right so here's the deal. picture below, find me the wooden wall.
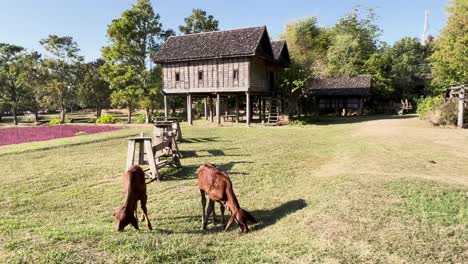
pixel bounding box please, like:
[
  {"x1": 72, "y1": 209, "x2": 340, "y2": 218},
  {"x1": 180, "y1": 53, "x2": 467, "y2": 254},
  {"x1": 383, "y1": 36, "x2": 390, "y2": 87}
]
[{"x1": 163, "y1": 58, "x2": 250, "y2": 94}]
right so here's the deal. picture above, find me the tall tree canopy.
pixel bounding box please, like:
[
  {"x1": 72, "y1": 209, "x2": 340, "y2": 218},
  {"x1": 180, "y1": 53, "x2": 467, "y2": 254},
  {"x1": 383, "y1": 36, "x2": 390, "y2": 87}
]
[
  {"x1": 0, "y1": 43, "x2": 28, "y2": 125},
  {"x1": 78, "y1": 59, "x2": 111, "y2": 118},
  {"x1": 40, "y1": 35, "x2": 83, "y2": 123},
  {"x1": 327, "y1": 7, "x2": 381, "y2": 76},
  {"x1": 101, "y1": 0, "x2": 162, "y2": 123},
  {"x1": 280, "y1": 17, "x2": 331, "y2": 76},
  {"x1": 430, "y1": 0, "x2": 468, "y2": 91},
  {"x1": 179, "y1": 9, "x2": 219, "y2": 34}
]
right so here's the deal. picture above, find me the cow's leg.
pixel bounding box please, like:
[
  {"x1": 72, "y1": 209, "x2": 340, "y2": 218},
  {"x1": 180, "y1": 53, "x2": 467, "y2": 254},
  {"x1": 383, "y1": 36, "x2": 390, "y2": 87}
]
[
  {"x1": 208, "y1": 199, "x2": 216, "y2": 225},
  {"x1": 219, "y1": 202, "x2": 226, "y2": 225},
  {"x1": 200, "y1": 190, "x2": 207, "y2": 230},
  {"x1": 140, "y1": 195, "x2": 152, "y2": 230}
]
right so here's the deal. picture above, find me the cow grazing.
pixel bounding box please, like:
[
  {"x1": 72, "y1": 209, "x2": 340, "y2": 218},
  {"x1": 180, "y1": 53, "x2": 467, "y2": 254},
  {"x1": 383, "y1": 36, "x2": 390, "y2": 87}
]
[
  {"x1": 114, "y1": 165, "x2": 152, "y2": 232},
  {"x1": 197, "y1": 163, "x2": 257, "y2": 233}
]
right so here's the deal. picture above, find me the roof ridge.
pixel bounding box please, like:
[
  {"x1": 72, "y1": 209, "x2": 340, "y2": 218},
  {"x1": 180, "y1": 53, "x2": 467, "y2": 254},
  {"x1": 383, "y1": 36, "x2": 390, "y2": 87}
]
[{"x1": 170, "y1": 25, "x2": 267, "y2": 38}]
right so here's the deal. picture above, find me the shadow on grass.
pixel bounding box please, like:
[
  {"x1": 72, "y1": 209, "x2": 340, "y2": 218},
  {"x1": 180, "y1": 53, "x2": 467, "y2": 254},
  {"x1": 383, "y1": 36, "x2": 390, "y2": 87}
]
[
  {"x1": 173, "y1": 199, "x2": 307, "y2": 234},
  {"x1": 160, "y1": 161, "x2": 254, "y2": 181},
  {"x1": 294, "y1": 114, "x2": 416, "y2": 126},
  {"x1": 180, "y1": 148, "x2": 246, "y2": 158},
  {"x1": 251, "y1": 199, "x2": 307, "y2": 231},
  {"x1": 181, "y1": 137, "x2": 221, "y2": 144}
]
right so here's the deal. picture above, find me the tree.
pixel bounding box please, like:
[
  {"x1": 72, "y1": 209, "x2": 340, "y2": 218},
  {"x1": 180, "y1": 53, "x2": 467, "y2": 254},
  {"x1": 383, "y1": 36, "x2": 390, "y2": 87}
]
[
  {"x1": 0, "y1": 43, "x2": 28, "y2": 125},
  {"x1": 40, "y1": 35, "x2": 83, "y2": 123},
  {"x1": 280, "y1": 17, "x2": 331, "y2": 76},
  {"x1": 327, "y1": 7, "x2": 381, "y2": 76},
  {"x1": 430, "y1": 0, "x2": 468, "y2": 92},
  {"x1": 78, "y1": 59, "x2": 111, "y2": 118},
  {"x1": 21, "y1": 51, "x2": 45, "y2": 123},
  {"x1": 278, "y1": 62, "x2": 312, "y2": 119},
  {"x1": 101, "y1": 0, "x2": 162, "y2": 123},
  {"x1": 179, "y1": 9, "x2": 219, "y2": 34}
]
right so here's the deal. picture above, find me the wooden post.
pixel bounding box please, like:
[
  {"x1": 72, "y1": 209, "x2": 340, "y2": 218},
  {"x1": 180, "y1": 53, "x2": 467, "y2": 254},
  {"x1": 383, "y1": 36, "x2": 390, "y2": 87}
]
[
  {"x1": 358, "y1": 97, "x2": 364, "y2": 116},
  {"x1": 458, "y1": 86, "x2": 465, "y2": 128},
  {"x1": 204, "y1": 97, "x2": 208, "y2": 120},
  {"x1": 209, "y1": 97, "x2": 214, "y2": 123},
  {"x1": 187, "y1": 94, "x2": 192, "y2": 125},
  {"x1": 259, "y1": 97, "x2": 262, "y2": 121},
  {"x1": 262, "y1": 97, "x2": 266, "y2": 123},
  {"x1": 246, "y1": 92, "x2": 251, "y2": 126},
  {"x1": 216, "y1": 93, "x2": 221, "y2": 125},
  {"x1": 235, "y1": 95, "x2": 239, "y2": 123},
  {"x1": 164, "y1": 95, "x2": 168, "y2": 118}
]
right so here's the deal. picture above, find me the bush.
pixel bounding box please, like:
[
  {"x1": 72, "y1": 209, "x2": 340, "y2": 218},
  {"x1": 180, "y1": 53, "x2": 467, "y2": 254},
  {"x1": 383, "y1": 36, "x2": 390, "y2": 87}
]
[
  {"x1": 96, "y1": 114, "x2": 117, "y2": 124},
  {"x1": 417, "y1": 96, "x2": 445, "y2": 119},
  {"x1": 49, "y1": 119, "x2": 61, "y2": 125},
  {"x1": 427, "y1": 100, "x2": 458, "y2": 126},
  {"x1": 134, "y1": 114, "x2": 147, "y2": 124}
]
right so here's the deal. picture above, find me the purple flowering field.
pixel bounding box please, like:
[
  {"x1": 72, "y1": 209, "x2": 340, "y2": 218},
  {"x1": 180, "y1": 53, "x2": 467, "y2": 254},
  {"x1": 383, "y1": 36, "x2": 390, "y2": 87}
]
[{"x1": 0, "y1": 125, "x2": 121, "y2": 146}]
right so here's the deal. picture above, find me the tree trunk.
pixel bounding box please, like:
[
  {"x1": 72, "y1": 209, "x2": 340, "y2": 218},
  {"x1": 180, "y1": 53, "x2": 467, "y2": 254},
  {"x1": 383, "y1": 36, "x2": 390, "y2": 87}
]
[
  {"x1": 34, "y1": 110, "x2": 39, "y2": 123},
  {"x1": 60, "y1": 108, "x2": 66, "y2": 124},
  {"x1": 96, "y1": 108, "x2": 102, "y2": 118},
  {"x1": 12, "y1": 109, "x2": 18, "y2": 126},
  {"x1": 145, "y1": 107, "x2": 150, "y2": 124},
  {"x1": 127, "y1": 108, "x2": 132, "y2": 124},
  {"x1": 0, "y1": 112, "x2": 3, "y2": 123}
]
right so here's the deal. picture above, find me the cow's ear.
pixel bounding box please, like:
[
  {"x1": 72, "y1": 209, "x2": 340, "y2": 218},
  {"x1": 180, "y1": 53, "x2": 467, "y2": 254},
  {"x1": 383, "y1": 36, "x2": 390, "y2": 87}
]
[{"x1": 225, "y1": 212, "x2": 236, "y2": 231}]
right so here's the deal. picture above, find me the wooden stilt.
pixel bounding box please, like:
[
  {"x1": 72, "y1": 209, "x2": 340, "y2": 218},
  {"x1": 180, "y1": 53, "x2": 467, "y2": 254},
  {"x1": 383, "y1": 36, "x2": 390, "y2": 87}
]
[
  {"x1": 246, "y1": 92, "x2": 251, "y2": 126},
  {"x1": 187, "y1": 94, "x2": 192, "y2": 125},
  {"x1": 204, "y1": 97, "x2": 208, "y2": 120},
  {"x1": 458, "y1": 86, "x2": 465, "y2": 128},
  {"x1": 209, "y1": 97, "x2": 214, "y2": 123},
  {"x1": 216, "y1": 93, "x2": 221, "y2": 125},
  {"x1": 235, "y1": 95, "x2": 240, "y2": 123},
  {"x1": 262, "y1": 97, "x2": 266, "y2": 123},
  {"x1": 164, "y1": 95, "x2": 168, "y2": 118}
]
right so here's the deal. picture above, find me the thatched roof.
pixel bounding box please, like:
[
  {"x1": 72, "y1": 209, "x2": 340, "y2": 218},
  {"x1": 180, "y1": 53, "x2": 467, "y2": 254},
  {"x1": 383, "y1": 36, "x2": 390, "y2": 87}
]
[
  {"x1": 271, "y1": 40, "x2": 291, "y2": 67},
  {"x1": 153, "y1": 26, "x2": 287, "y2": 64},
  {"x1": 308, "y1": 75, "x2": 372, "y2": 96}
]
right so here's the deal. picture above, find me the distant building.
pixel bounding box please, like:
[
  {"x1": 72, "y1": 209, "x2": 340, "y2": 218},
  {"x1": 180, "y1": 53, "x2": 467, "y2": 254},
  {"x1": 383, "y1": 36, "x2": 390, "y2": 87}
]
[
  {"x1": 153, "y1": 26, "x2": 290, "y2": 125},
  {"x1": 306, "y1": 75, "x2": 371, "y2": 116}
]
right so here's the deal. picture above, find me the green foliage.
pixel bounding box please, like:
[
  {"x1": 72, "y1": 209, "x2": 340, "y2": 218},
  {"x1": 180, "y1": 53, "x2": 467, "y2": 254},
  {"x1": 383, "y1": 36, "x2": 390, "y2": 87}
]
[
  {"x1": 95, "y1": 114, "x2": 117, "y2": 124},
  {"x1": 416, "y1": 96, "x2": 445, "y2": 119},
  {"x1": 279, "y1": 17, "x2": 331, "y2": 74},
  {"x1": 179, "y1": 9, "x2": 219, "y2": 34},
  {"x1": 101, "y1": 0, "x2": 163, "y2": 124},
  {"x1": 278, "y1": 62, "x2": 312, "y2": 116},
  {"x1": 77, "y1": 59, "x2": 111, "y2": 117},
  {"x1": 327, "y1": 7, "x2": 380, "y2": 76},
  {"x1": 48, "y1": 119, "x2": 61, "y2": 125},
  {"x1": 430, "y1": 0, "x2": 468, "y2": 91},
  {"x1": 39, "y1": 35, "x2": 83, "y2": 124},
  {"x1": 133, "y1": 113, "x2": 147, "y2": 124},
  {"x1": 0, "y1": 43, "x2": 28, "y2": 125}
]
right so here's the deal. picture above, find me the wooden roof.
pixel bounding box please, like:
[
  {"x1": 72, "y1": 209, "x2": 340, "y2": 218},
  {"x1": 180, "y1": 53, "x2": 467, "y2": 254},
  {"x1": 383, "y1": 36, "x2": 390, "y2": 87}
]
[
  {"x1": 271, "y1": 40, "x2": 291, "y2": 67},
  {"x1": 308, "y1": 75, "x2": 372, "y2": 96},
  {"x1": 153, "y1": 26, "x2": 287, "y2": 64}
]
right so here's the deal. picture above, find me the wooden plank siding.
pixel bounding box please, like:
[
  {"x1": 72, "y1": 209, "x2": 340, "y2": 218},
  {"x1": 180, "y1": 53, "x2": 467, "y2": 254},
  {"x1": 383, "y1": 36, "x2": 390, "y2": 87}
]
[{"x1": 162, "y1": 58, "x2": 251, "y2": 94}]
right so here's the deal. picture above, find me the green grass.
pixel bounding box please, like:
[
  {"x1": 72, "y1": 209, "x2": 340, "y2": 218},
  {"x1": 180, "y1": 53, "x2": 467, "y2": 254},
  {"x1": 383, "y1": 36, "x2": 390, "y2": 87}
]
[{"x1": 0, "y1": 116, "x2": 467, "y2": 263}]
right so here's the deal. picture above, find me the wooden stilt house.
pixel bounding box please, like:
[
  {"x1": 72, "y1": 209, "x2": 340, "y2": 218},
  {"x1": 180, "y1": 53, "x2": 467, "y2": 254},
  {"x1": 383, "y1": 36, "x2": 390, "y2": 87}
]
[
  {"x1": 306, "y1": 75, "x2": 372, "y2": 116},
  {"x1": 153, "y1": 26, "x2": 290, "y2": 125}
]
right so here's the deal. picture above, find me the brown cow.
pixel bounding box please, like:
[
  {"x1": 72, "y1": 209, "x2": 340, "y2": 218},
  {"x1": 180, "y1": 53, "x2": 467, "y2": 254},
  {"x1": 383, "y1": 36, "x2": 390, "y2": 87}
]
[
  {"x1": 197, "y1": 163, "x2": 257, "y2": 233},
  {"x1": 114, "y1": 165, "x2": 152, "y2": 232}
]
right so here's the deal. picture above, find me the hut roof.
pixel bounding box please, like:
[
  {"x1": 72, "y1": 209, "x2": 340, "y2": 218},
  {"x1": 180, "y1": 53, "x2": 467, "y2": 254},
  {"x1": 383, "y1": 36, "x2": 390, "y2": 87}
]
[
  {"x1": 271, "y1": 40, "x2": 291, "y2": 67},
  {"x1": 153, "y1": 26, "x2": 279, "y2": 63},
  {"x1": 308, "y1": 75, "x2": 372, "y2": 96}
]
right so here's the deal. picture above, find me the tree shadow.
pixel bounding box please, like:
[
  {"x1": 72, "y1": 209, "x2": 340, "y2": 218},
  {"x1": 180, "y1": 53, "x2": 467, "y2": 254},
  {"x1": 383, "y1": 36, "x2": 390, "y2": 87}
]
[
  {"x1": 179, "y1": 148, "x2": 244, "y2": 158},
  {"x1": 159, "y1": 161, "x2": 253, "y2": 181},
  {"x1": 303, "y1": 114, "x2": 416, "y2": 126},
  {"x1": 181, "y1": 137, "x2": 221, "y2": 144},
  {"x1": 251, "y1": 199, "x2": 307, "y2": 231}
]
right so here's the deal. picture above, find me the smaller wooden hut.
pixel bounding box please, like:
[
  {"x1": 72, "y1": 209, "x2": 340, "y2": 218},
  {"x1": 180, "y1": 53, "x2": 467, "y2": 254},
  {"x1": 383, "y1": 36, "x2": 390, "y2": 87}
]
[{"x1": 307, "y1": 75, "x2": 371, "y2": 116}]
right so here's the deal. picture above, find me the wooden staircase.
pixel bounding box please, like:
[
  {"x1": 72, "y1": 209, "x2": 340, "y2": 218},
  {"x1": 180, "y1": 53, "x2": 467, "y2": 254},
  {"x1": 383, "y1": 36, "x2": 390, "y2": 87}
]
[{"x1": 267, "y1": 98, "x2": 281, "y2": 125}]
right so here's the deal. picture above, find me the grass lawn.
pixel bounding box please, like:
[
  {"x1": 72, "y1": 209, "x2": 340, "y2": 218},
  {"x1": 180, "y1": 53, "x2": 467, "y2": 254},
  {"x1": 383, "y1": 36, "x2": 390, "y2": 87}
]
[{"x1": 0, "y1": 116, "x2": 467, "y2": 263}]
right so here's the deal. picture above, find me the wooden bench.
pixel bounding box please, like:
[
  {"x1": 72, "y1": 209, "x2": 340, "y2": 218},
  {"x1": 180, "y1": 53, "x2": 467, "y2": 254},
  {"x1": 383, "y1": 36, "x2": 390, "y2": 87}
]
[{"x1": 223, "y1": 114, "x2": 243, "y2": 122}]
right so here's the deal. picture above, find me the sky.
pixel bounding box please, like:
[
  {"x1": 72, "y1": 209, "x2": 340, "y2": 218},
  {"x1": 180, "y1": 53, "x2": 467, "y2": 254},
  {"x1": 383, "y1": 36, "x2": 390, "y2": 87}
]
[{"x1": 0, "y1": 0, "x2": 448, "y2": 61}]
